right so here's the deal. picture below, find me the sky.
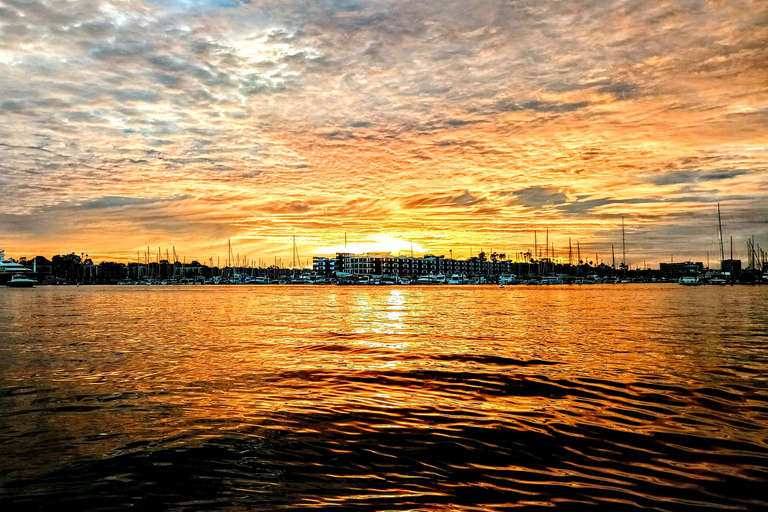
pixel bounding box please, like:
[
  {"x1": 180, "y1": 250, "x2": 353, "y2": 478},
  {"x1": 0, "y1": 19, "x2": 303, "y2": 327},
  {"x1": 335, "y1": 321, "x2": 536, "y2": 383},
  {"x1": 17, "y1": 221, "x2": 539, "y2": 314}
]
[{"x1": 1, "y1": 0, "x2": 767, "y2": 266}]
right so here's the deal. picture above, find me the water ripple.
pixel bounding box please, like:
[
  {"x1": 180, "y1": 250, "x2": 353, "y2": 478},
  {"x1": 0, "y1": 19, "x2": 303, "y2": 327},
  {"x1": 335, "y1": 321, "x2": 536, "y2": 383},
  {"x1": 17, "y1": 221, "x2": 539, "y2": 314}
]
[{"x1": 1, "y1": 285, "x2": 768, "y2": 510}]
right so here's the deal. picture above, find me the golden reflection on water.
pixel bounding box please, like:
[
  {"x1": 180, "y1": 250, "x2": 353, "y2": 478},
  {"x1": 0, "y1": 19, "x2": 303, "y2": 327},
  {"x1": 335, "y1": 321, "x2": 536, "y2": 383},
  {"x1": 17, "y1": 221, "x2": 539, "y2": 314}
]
[{"x1": 1, "y1": 284, "x2": 767, "y2": 504}]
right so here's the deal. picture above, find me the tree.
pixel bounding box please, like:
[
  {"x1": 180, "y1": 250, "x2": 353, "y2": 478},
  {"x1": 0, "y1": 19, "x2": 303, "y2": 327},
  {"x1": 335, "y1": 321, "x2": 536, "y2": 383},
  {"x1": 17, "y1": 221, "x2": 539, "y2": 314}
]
[{"x1": 52, "y1": 253, "x2": 82, "y2": 280}]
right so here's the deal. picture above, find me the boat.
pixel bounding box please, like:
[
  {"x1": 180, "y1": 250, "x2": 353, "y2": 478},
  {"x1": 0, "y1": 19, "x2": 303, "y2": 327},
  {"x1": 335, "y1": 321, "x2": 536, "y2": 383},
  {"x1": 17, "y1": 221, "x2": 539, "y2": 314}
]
[
  {"x1": 541, "y1": 275, "x2": 564, "y2": 285},
  {"x1": 679, "y1": 276, "x2": 701, "y2": 285},
  {"x1": 707, "y1": 274, "x2": 728, "y2": 285},
  {"x1": 0, "y1": 250, "x2": 34, "y2": 284},
  {"x1": 447, "y1": 274, "x2": 468, "y2": 285},
  {"x1": 6, "y1": 273, "x2": 36, "y2": 288},
  {"x1": 379, "y1": 275, "x2": 397, "y2": 285},
  {"x1": 498, "y1": 274, "x2": 517, "y2": 285}
]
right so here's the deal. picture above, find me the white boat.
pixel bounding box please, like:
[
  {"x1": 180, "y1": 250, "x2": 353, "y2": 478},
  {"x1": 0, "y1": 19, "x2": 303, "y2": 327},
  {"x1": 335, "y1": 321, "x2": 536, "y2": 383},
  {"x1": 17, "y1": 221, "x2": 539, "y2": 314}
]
[
  {"x1": 6, "y1": 273, "x2": 36, "y2": 288},
  {"x1": 679, "y1": 276, "x2": 701, "y2": 285},
  {"x1": 0, "y1": 250, "x2": 34, "y2": 284},
  {"x1": 447, "y1": 274, "x2": 468, "y2": 285},
  {"x1": 379, "y1": 275, "x2": 397, "y2": 285},
  {"x1": 541, "y1": 275, "x2": 564, "y2": 285},
  {"x1": 498, "y1": 274, "x2": 517, "y2": 285}
]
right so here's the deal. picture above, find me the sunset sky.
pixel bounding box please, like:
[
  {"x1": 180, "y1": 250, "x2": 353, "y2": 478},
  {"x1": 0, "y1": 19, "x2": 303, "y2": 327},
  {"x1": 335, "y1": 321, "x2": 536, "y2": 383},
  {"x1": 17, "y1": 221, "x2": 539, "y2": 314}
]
[{"x1": 1, "y1": 0, "x2": 766, "y2": 266}]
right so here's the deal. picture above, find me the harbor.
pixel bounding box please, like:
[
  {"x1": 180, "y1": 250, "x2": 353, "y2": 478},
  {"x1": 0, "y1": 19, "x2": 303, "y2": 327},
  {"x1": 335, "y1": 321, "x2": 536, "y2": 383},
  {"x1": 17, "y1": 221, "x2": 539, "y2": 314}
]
[{"x1": 3, "y1": 241, "x2": 766, "y2": 287}]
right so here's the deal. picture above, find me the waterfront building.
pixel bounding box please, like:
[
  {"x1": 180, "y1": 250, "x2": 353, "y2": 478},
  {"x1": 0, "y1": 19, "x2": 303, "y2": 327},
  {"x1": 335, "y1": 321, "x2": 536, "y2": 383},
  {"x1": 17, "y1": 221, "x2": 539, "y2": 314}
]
[
  {"x1": 659, "y1": 261, "x2": 704, "y2": 279},
  {"x1": 721, "y1": 259, "x2": 742, "y2": 278},
  {"x1": 312, "y1": 257, "x2": 333, "y2": 274}
]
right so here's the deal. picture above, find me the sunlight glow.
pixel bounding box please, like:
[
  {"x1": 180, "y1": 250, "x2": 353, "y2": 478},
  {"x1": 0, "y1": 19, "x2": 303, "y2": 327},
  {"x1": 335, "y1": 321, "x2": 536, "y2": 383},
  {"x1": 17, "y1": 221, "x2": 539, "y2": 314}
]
[{"x1": 315, "y1": 237, "x2": 429, "y2": 256}]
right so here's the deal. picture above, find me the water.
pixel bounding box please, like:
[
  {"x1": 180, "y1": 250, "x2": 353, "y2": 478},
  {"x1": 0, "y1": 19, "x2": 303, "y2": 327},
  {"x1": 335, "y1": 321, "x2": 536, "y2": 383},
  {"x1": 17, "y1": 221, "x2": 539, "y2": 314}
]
[{"x1": 1, "y1": 285, "x2": 767, "y2": 511}]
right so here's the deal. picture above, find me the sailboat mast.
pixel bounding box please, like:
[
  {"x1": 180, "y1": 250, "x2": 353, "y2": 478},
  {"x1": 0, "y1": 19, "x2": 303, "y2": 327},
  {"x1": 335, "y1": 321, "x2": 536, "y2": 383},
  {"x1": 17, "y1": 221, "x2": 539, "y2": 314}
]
[
  {"x1": 292, "y1": 235, "x2": 298, "y2": 268},
  {"x1": 718, "y1": 203, "x2": 725, "y2": 265},
  {"x1": 621, "y1": 216, "x2": 626, "y2": 268}
]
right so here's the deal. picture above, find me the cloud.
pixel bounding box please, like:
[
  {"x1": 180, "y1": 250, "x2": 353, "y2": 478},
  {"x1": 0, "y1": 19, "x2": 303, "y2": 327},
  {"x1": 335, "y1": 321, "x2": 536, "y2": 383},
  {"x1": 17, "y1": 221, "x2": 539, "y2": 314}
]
[
  {"x1": 79, "y1": 196, "x2": 190, "y2": 210},
  {"x1": 114, "y1": 89, "x2": 163, "y2": 103},
  {"x1": 649, "y1": 169, "x2": 752, "y2": 186},
  {"x1": 497, "y1": 100, "x2": 591, "y2": 114},
  {"x1": 403, "y1": 190, "x2": 486, "y2": 209},
  {"x1": 512, "y1": 187, "x2": 568, "y2": 209}
]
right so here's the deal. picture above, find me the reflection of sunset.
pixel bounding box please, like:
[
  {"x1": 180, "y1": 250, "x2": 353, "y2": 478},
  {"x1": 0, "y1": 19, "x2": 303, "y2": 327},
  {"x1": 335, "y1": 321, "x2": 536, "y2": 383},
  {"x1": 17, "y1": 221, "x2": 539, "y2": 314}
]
[
  {"x1": 5, "y1": 286, "x2": 760, "y2": 430},
  {"x1": 3, "y1": 286, "x2": 768, "y2": 509},
  {"x1": 1, "y1": 1, "x2": 766, "y2": 264}
]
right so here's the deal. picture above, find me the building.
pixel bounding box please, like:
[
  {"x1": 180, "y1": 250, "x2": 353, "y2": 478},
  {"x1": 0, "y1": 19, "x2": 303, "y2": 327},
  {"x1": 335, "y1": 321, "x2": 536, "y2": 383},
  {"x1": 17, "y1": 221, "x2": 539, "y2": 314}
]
[
  {"x1": 312, "y1": 257, "x2": 333, "y2": 274},
  {"x1": 721, "y1": 259, "x2": 741, "y2": 278},
  {"x1": 310, "y1": 252, "x2": 519, "y2": 277},
  {"x1": 659, "y1": 261, "x2": 704, "y2": 279}
]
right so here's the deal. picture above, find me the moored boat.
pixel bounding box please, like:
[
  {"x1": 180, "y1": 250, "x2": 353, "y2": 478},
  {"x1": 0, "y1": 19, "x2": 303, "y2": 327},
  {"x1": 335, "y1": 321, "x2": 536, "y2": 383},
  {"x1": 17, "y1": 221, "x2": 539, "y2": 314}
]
[
  {"x1": 0, "y1": 250, "x2": 35, "y2": 284},
  {"x1": 447, "y1": 274, "x2": 468, "y2": 284},
  {"x1": 6, "y1": 273, "x2": 36, "y2": 288}
]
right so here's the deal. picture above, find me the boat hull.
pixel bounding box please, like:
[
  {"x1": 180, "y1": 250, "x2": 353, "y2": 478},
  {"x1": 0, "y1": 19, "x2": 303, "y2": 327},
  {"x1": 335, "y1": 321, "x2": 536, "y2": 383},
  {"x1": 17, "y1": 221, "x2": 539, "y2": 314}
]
[{"x1": 6, "y1": 280, "x2": 35, "y2": 288}]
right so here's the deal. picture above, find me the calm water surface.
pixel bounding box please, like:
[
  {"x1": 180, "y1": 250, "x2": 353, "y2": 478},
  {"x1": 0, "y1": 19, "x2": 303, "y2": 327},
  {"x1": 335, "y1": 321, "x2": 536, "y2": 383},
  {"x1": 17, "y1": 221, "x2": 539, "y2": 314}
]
[{"x1": 1, "y1": 285, "x2": 767, "y2": 510}]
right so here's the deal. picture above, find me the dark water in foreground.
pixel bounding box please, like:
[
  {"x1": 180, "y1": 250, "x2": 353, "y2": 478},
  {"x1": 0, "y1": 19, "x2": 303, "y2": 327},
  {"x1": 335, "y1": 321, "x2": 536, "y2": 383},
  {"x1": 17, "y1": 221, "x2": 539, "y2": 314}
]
[{"x1": 1, "y1": 285, "x2": 768, "y2": 511}]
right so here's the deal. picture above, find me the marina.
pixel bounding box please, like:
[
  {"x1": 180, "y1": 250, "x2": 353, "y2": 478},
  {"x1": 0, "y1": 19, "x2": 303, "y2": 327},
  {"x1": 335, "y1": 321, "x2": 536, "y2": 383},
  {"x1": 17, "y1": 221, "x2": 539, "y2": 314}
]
[{"x1": 2, "y1": 240, "x2": 767, "y2": 287}]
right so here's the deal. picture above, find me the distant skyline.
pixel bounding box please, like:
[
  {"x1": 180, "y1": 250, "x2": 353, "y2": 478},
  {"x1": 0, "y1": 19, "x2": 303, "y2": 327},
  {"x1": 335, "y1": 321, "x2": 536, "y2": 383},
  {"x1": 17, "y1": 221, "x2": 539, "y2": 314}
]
[{"x1": 1, "y1": 0, "x2": 767, "y2": 265}]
